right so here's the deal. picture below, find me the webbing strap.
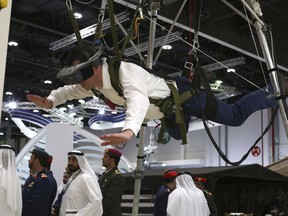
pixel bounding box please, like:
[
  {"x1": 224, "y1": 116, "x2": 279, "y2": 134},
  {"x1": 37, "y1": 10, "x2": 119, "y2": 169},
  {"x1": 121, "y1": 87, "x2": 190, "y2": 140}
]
[
  {"x1": 119, "y1": 3, "x2": 142, "y2": 59},
  {"x1": 167, "y1": 83, "x2": 181, "y2": 123},
  {"x1": 195, "y1": 64, "x2": 218, "y2": 119},
  {"x1": 166, "y1": 82, "x2": 187, "y2": 144},
  {"x1": 107, "y1": 0, "x2": 121, "y2": 61},
  {"x1": 107, "y1": 58, "x2": 123, "y2": 97},
  {"x1": 150, "y1": 83, "x2": 197, "y2": 144},
  {"x1": 107, "y1": 0, "x2": 142, "y2": 62},
  {"x1": 67, "y1": 2, "x2": 83, "y2": 46}
]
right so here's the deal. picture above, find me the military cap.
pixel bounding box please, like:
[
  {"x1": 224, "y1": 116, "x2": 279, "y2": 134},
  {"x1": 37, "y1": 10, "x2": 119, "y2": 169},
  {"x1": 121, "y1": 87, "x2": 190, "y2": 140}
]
[
  {"x1": 194, "y1": 177, "x2": 207, "y2": 183},
  {"x1": 163, "y1": 169, "x2": 178, "y2": 183},
  {"x1": 31, "y1": 149, "x2": 50, "y2": 159},
  {"x1": 105, "y1": 148, "x2": 122, "y2": 158}
]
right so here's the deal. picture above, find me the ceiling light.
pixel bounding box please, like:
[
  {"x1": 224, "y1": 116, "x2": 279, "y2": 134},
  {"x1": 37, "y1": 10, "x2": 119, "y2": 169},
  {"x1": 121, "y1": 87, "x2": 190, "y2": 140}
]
[
  {"x1": 5, "y1": 91, "x2": 13, "y2": 95},
  {"x1": 227, "y1": 68, "x2": 236, "y2": 73},
  {"x1": 0, "y1": 132, "x2": 4, "y2": 136},
  {"x1": 162, "y1": 44, "x2": 172, "y2": 50},
  {"x1": 215, "y1": 80, "x2": 223, "y2": 84},
  {"x1": 8, "y1": 41, "x2": 18, "y2": 46},
  {"x1": 74, "y1": 12, "x2": 83, "y2": 19},
  {"x1": 44, "y1": 80, "x2": 52, "y2": 84}
]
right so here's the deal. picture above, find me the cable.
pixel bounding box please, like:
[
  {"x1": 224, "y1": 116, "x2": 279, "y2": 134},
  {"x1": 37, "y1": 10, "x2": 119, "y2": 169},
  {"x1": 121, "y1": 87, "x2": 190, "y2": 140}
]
[
  {"x1": 242, "y1": 3, "x2": 268, "y2": 89},
  {"x1": 143, "y1": 14, "x2": 267, "y2": 93},
  {"x1": 74, "y1": 0, "x2": 94, "y2": 5}
]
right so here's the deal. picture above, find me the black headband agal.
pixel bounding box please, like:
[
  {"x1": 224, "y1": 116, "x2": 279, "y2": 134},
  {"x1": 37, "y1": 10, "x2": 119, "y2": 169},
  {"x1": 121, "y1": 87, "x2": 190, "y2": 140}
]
[
  {"x1": 68, "y1": 150, "x2": 84, "y2": 156},
  {"x1": 0, "y1": 145, "x2": 16, "y2": 152}
]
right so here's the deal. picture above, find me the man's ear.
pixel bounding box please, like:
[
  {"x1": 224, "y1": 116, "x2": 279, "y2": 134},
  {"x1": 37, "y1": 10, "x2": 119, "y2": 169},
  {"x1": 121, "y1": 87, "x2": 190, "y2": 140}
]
[
  {"x1": 34, "y1": 158, "x2": 39, "y2": 165},
  {"x1": 93, "y1": 65, "x2": 99, "y2": 73}
]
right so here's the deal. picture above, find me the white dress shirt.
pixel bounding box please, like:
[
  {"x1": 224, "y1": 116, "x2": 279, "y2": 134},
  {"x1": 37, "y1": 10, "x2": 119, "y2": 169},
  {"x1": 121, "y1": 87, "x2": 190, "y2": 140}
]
[{"x1": 48, "y1": 58, "x2": 172, "y2": 135}]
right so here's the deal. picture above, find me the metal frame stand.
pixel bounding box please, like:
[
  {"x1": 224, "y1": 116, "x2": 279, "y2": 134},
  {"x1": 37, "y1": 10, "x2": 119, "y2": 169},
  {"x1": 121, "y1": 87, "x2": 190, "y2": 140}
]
[
  {"x1": 245, "y1": 0, "x2": 288, "y2": 137},
  {"x1": 132, "y1": 121, "x2": 147, "y2": 216},
  {"x1": 132, "y1": 1, "x2": 160, "y2": 215}
]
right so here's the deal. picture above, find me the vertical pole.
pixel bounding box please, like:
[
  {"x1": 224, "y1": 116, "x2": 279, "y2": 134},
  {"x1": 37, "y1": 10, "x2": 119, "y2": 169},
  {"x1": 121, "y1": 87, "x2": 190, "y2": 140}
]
[
  {"x1": 132, "y1": 2, "x2": 159, "y2": 215},
  {"x1": 245, "y1": 0, "x2": 288, "y2": 138},
  {"x1": 131, "y1": 121, "x2": 146, "y2": 216},
  {"x1": 0, "y1": 0, "x2": 13, "y2": 123}
]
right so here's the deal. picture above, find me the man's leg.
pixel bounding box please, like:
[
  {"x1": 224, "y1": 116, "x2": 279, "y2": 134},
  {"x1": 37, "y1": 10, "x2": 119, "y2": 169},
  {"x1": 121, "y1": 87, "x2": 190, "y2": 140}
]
[{"x1": 183, "y1": 88, "x2": 277, "y2": 126}]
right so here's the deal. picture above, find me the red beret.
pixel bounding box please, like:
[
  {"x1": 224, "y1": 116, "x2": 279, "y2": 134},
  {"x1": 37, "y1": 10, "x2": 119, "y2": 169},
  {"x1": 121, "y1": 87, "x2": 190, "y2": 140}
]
[
  {"x1": 194, "y1": 177, "x2": 207, "y2": 183},
  {"x1": 105, "y1": 148, "x2": 122, "y2": 158},
  {"x1": 163, "y1": 170, "x2": 178, "y2": 180}
]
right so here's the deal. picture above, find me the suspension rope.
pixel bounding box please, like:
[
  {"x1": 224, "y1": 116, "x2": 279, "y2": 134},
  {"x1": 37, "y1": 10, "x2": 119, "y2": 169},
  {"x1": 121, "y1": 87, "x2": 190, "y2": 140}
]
[
  {"x1": 66, "y1": 0, "x2": 83, "y2": 46},
  {"x1": 143, "y1": 13, "x2": 268, "y2": 93}
]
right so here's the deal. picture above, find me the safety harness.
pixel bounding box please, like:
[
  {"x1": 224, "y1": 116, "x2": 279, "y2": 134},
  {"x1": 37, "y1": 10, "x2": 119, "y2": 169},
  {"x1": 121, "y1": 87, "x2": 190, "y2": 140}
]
[{"x1": 106, "y1": 57, "x2": 198, "y2": 144}]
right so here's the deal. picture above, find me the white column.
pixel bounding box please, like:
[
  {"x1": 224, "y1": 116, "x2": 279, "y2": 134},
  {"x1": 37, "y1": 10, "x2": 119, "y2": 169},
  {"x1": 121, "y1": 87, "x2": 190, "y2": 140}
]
[
  {"x1": 45, "y1": 123, "x2": 74, "y2": 185},
  {"x1": 0, "y1": 0, "x2": 13, "y2": 122}
]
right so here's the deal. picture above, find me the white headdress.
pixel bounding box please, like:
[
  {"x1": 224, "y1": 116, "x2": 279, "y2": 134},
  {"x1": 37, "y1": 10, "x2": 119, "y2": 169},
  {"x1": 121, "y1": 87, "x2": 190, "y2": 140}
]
[
  {"x1": 0, "y1": 145, "x2": 22, "y2": 215},
  {"x1": 167, "y1": 173, "x2": 210, "y2": 216},
  {"x1": 67, "y1": 150, "x2": 98, "y2": 181}
]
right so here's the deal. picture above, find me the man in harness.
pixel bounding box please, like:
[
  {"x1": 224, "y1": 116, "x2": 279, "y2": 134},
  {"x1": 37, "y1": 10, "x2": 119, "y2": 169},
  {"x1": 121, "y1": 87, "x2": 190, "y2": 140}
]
[{"x1": 26, "y1": 44, "x2": 281, "y2": 146}]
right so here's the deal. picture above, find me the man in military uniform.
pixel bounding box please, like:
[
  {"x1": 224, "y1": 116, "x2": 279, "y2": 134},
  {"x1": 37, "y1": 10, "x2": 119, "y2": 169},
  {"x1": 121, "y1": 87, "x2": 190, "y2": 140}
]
[
  {"x1": 99, "y1": 148, "x2": 125, "y2": 216},
  {"x1": 22, "y1": 149, "x2": 57, "y2": 216},
  {"x1": 194, "y1": 177, "x2": 218, "y2": 216},
  {"x1": 154, "y1": 169, "x2": 178, "y2": 216}
]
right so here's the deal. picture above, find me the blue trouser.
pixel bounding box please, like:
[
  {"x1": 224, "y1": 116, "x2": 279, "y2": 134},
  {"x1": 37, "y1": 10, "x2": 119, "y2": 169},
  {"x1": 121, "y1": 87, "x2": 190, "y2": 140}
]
[{"x1": 167, "y1": 86, "x2": 277, "y2": 140}]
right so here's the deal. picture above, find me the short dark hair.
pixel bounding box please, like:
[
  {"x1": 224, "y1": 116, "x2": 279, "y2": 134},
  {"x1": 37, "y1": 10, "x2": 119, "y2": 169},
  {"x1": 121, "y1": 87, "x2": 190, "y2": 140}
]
[
  {"x1": 34, "y1": 153, "x2": 49, "y2": 168},
  {"x1": 31, "y1": 149, "x2": 50, "y2": 168},
  {"x1": 109, "y1": 155, "x2": 120, "y2": 166},
  {"x1": 60, "y1": 44, "x2": 103, "y2": 67}
]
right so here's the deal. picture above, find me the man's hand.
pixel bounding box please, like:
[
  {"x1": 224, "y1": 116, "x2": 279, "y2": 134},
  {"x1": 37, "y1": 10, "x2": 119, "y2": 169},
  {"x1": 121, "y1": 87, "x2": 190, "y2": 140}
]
[
  {"x1": 26, "y1": 94, "x2": 53, "y2": 109},
  {"x1": 100, "y1": 129, "x2": 134, "y2": 146},
  {"x1": 51, "y1": 207, "x2": 57, "y2": 216}
]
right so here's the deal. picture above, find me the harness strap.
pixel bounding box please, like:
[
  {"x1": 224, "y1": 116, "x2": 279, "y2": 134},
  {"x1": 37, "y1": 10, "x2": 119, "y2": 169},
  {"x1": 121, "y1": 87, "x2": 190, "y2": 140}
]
[
  {"x1": 66, "y1": 0, "x2": 83, "y2": 46},
  {"x1": 167, "y1": 82, "x2": 187, "y2": 144},
  {"x1": 150, "y1": 83, "x2": 197, "y2": 144},
  {"x1": 195, "y1": 64, "x2": 218, "y2": 119},
  {"x1": 107, "y1": 58, "x2": 124, "y2": 97},
  {"x1": 107, "y1": 0, "x2": 121, "y2": 61},
  {"x1": 167, "y1": 82, "x2": 181, "y2": 124}
]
